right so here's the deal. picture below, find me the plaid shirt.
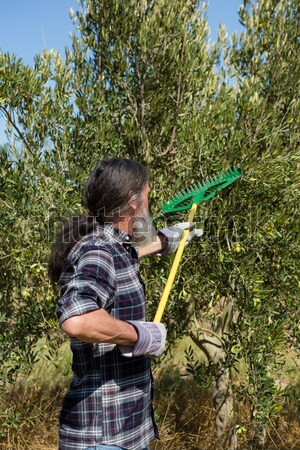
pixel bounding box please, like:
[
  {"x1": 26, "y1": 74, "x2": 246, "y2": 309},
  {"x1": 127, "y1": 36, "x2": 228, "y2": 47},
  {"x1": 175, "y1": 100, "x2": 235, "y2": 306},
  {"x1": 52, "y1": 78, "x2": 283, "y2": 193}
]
[{"x1": 57, "y1": 224, "x2": 159, "y2": 450}]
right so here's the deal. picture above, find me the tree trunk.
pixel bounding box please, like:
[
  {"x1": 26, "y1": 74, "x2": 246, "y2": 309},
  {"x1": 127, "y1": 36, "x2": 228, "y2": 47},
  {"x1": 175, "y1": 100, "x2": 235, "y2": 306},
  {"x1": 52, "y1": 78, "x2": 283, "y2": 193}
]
[
  {"x1": 189, "y1": 296, "x2": 238, "y2": 449},
  {"x1": 251, "y1": 420, "x2": 267, "y2": 449},
  {"x1": 213, "y1": 364, "x2": 237, "y2": 450}
]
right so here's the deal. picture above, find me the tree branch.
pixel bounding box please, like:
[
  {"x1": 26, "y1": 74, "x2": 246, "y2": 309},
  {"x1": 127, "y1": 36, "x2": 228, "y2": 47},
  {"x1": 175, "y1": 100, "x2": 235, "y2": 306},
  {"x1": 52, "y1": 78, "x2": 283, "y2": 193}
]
[
  {"x1": 164, "y1": 25, "x2": 187, "y2": 153},
  {"x1": 0, "y1": 106, "x2": 34, "y2": 156}
]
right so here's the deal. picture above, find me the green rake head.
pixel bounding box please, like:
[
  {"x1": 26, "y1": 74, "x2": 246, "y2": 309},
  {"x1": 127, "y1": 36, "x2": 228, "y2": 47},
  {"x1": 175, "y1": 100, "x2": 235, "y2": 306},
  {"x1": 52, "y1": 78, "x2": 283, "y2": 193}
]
[{"x1": 162, "y1": 167, "x2": 242, "y2": 214}]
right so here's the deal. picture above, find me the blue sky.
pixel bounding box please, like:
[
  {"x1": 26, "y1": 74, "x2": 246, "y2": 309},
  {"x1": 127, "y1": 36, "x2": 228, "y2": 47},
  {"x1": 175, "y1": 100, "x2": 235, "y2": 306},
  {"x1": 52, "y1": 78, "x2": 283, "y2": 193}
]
[{"x1": 0, "y1": 0, "x2": 243, "y2": 143}]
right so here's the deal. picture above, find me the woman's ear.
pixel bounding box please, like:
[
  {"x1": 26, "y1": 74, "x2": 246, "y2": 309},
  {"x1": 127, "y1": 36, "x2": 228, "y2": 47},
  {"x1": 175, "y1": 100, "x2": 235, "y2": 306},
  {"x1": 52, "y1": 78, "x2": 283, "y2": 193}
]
[
  {"x1": 129, "y1": 199, "x2": 139, "y2": 212},
  {"x1": 127, "y1": 191, "x2": 140, "y2": 214}
]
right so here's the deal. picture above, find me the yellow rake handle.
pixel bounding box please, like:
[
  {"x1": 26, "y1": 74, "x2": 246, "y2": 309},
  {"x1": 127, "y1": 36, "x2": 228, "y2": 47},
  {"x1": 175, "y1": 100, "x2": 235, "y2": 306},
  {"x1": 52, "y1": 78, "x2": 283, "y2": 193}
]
[{"x1": 154, "y1": 202, "x2": 198, "y2": 323}]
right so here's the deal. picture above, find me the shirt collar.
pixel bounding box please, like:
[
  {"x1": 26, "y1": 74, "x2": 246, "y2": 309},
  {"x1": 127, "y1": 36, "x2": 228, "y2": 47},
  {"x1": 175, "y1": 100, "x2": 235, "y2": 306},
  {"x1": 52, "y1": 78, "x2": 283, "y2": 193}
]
[{"x1": 97, "y1": 223, "x2": 132, "y2": 245}]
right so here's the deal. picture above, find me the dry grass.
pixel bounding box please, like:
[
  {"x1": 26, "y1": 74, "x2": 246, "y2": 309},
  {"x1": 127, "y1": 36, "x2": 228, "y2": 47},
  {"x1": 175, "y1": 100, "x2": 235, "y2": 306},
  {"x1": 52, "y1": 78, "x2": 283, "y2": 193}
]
[
  {"x1": 0, "y1": 383, "x2": 61, "y2": 450},
  {"x1": 149, "y1": 369, "x2": 300, "y2": 450}
]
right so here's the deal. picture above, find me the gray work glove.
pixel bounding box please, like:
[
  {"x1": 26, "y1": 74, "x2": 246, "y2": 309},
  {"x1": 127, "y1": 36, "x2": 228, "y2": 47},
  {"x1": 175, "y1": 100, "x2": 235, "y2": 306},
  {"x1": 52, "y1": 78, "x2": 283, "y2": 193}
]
[
  {"x1": 158, "y1": 222, "x2": 204, "y2": 256},
  {"x1": 119, "y1": 321, "x2": 166, "y2": 358}
]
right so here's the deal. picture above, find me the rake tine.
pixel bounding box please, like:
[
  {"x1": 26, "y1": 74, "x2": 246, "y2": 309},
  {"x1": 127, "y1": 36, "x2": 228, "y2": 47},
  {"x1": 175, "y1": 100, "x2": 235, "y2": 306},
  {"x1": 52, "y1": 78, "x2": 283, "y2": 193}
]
[{"x1": 161, "y1": 167, "x2": 242, "y2": 214}]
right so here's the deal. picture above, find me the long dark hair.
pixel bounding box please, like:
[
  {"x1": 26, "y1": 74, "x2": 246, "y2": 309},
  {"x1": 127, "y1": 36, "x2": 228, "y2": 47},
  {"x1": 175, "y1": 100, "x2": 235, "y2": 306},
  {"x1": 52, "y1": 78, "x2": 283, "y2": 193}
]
[{"x1": 48, "y1": 158, "x2": 148, "y2": 283}]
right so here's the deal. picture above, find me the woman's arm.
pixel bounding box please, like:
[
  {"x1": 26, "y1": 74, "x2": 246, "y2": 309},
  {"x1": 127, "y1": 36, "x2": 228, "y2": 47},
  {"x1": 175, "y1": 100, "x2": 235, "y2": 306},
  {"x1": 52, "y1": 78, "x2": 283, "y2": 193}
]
[
  {"x1": 138, "y1": 223, "x2": 202, "y2": 258},
  {"x1": 61, "y1": 308, "x2": 138, "y2": 345},
  {"x1": 138, "y1": 234, "x2": 166, "y2": 258}
]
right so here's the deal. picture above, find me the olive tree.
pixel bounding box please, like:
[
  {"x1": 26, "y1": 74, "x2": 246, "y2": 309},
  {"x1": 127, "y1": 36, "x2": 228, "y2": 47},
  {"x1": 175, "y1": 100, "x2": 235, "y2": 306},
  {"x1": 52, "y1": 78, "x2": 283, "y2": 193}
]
[
  {"x1": 1, "y1": 1, "x2": 299, "y2": 448},
  {"x1": 186, "y1": 0, "x2": 300, "y2": 447}
]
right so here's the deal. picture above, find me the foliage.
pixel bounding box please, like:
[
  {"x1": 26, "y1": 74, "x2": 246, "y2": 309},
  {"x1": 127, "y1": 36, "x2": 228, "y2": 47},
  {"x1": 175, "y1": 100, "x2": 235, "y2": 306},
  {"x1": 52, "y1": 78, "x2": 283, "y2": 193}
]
[
  {"x1": 226, "y1": 0, "x2": 300, "y2": 438},
  {"x1": 0, "y1": 52, "x2": 81, "y2": 387}
]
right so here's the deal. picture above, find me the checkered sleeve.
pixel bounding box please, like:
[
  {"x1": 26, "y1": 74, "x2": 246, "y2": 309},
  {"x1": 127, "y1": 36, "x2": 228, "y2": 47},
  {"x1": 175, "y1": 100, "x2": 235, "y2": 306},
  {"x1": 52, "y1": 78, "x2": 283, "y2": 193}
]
[{"x1": 57, "y1": 248, "x2": 116, "y2": 325}]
